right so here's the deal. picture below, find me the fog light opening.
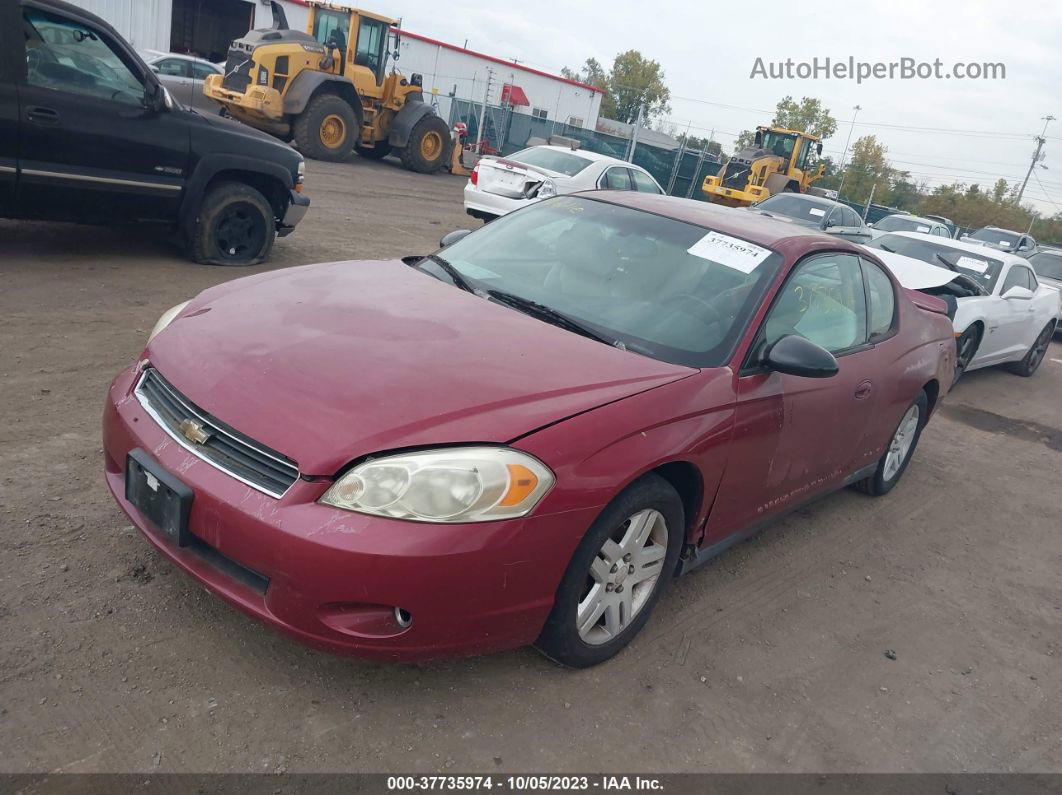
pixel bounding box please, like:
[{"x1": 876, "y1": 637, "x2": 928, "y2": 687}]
[{"x1": 394, "y1": 607, "x2": 413, "y2": 628}]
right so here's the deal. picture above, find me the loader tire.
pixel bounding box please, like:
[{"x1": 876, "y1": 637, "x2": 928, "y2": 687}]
[
  {"x1": 400, "y1": 114, "x2": 452, "y2": 173},
  {"x1": 293, "y1": 94, "x2": 357, "y2": 161}
]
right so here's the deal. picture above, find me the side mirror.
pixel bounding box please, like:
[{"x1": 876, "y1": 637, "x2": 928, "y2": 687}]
[
  {"x1": 439, "y1": 229, "x2": 472, "y2": 248},
  {"x1": 150, "y1": 64, "x2": 160, "y2": 73},
  {"x1": 764, "y1": 334, "x2": 839, "y2": 378},
  {"x1": 816, "y1": 142, "x2": 823, "y2": 155},
  {"x1": 867, "y1": 222, "x2": 875, "y2": 228},
  {"x1": 754, "y1": 130, "x2": 763, "y2": 147},
  {"x1": 1002, "y1": 285, "x2": 1034, "y2": 301}
]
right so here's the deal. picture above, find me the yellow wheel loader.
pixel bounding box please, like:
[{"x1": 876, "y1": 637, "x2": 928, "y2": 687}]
[
  {"x1": 204, "y1": 1, "x2": 452, "y2": 172},
  {"x1": 702, "y1": 126, "x2": 824, "y2": 207}
]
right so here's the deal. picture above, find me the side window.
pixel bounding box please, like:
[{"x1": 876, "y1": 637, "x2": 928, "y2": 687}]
[
  {"x1": 1000, "y1": 266, "x2": 1027, "y2": 294},
  {"x1": 155, "y1": 58, "x2": 189, "y2": 77},
  {"x1": 762, "y1": 253, "x2": 868, "y2": 355},
  {"x1": 354, "y1": 18, "x2": 387, "y2": 77},
  {"x1": 601, "y1": 168, "x2": 633, "y2": 190},
  {"x1": 23, "y1": 9, "x2": 145, "y2": 105},
  {"x1": 631, "y1": 170, "x2": 662, "y2": 194},
  {"x1": 1018, "y1": 266, "x2": 1036, "y2": 290},
  {"x1": 933, "y1": 226, "x2": 948, "y2": 237},
  {"x1": 843, "y1": 206, "x2": 862, "y2": 227},
  {"x1": 191, "y1": 62, "x2": 219, "y2": 80},
  {"x1": 861, "y1": 259, "x2": 897, "y2": 340}
]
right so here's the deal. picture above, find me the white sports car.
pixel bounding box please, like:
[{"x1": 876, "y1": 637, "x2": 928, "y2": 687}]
[
  {"x1": 463, "y1": 145, "x2": 664, "y2": 222},
  {"x1": 864, "y1": 231, "x2": 1060, "y2": 380}
]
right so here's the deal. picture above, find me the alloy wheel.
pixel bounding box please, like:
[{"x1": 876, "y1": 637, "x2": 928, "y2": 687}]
[
  {"x1": 883, "y1": 404, "x2": 920, "y2": 482},
  {"x1": 1028, "y1": 326, "x2": 1052, "y2": 372},
  {"x1": 577, "y1": 508, "x2": 668, "y2": 645},
  {"x1": 213, "y1": 202, "x2": 266, "y2": 261}
]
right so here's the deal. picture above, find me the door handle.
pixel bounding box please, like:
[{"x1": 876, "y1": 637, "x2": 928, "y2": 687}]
[
  {"x1": 854, "y1": 380, "x2": 873, "y2": 400},
  {"x1": 26, "y1": 106, "x2": 60, "y2": 125}
]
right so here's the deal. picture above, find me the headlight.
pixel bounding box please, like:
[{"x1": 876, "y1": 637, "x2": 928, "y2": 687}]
[
  {"x1": 320, "y1": 447, "x2": 555, "y2": 523},
  {"x1": 147, "y1": 300, "x2": 190, "y2": 343},
  {"x1": 296, "y1": 160, "x2": 305, "y2": 184},
  {"x1": 537, "y1": 179, "x2": 557, "y2": 198}
]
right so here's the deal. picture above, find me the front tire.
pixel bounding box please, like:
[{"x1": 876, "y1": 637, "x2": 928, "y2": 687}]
[
  {"x1": 1005, "y1": 322, "x2": 1054, "y2": 377},
  {"x1": 399, "y1": 115, "x2": 452, "y2": 173},
  {"x1": 953, "y1": 324, "x2": 982, "y2": 383},
  {"x1": 293, "y1": 94, "x2": 358, "y2": 162},
  {"x1": 854, "y1": 391, "x2": 928, "y2": 497},
  {"x1": 535, "y1": 474, "x2": 684, "y2": 668},
  {"x1": 187, "y1": 181, "x2": 275, "y2": 266}
]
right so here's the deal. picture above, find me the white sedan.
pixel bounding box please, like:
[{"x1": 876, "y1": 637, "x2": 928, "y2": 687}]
[
  {"x1": 463, "y1": 145, "x2": 664, "y2": 222},
  {"x1": 864, "y1": 231, "x2": 1060, "y2": 380}
]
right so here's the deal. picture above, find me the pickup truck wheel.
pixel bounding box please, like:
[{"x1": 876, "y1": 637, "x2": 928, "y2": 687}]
[
  {"x1": 355, "y1": 142, "x2": 392, "y2": 160},
  {"x1": 294, "y1": 94, "x2": 357, "y2": 161},
  {"x1": 399, "y1": 115, "x2": 452, "y2": 173},
  {"x1": 188, "y1": 182, "x2": 275, "y2": 266},
  {"x1": 1006, "y1": 322, "x2": 1055, "y2": 377}
]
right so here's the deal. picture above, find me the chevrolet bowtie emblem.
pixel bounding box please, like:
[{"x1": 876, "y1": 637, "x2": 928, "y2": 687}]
[{"x1": 179, "y1": 419, "x2": 211, "y2": 445}]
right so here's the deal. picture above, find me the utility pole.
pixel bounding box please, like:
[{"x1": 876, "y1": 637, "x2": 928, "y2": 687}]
[
  {"x1": 862, "y1": 182, "x2": 876, "y2": 220},
  {"x1": 627, "y1": 105, "x2": 644, "y2": 163},
  {"x1": 474, "y1": 67, "x2": 494, "y2": 154},
  {"x1": 836, "y1": 104, "x2": 862, "y2": 198},
  {"x1": 1016, "y1": 115, "x2": 1055, "y2": 205}
]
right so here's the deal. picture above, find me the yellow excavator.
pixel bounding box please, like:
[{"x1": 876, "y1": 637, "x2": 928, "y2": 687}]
[
  {"x1": 702, "y1": 126, "x2": 824, "y2": 207},
  {"x1": 204, "y1": 1, "x2": 452, "y2": 171}
]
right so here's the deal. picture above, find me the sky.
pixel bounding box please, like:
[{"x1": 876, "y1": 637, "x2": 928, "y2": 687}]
[{"x1": 362, "y1": 0, "x2": 1062, "y2": 216}]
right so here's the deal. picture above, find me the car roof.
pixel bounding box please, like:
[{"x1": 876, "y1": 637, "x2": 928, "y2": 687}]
[
  {"x1": 581, "y1": 191, "x2": 868, "y2": 250},
  {"x1": 885, "y1": 231, "x2": 1028, "y2": 264},
  {"x1": 878, "y1": 213, "x2": 940, "y2": 225},
  {"x1": 525, "y1": 146, "x2": 638, "y2": 166}
]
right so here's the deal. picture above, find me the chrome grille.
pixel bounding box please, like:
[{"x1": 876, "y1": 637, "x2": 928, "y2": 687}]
[{"x1": 135, "y1": 368, "x2": 299, "y2": 498}]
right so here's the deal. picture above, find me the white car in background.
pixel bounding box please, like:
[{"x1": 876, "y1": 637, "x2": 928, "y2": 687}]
[
  {"x1": 868, "y1": 213, "x2": 952, "y2": 239},
  {"x1": 463, "y1": 146, "x2": 664, "y2": 221},
  {"x1": 140, "y1": 50, "x2": 224, "y2": 113},
  {"x1": 864, "y1": 231, "x2": 1060, "y2": 380},
  {"x1": 1027, "y1": 248, "x2": 1062, "y2": 331}
]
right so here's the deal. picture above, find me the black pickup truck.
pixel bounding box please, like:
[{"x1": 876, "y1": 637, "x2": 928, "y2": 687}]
[{"x1": 0, "y1": 0, "x2": 310, "y2": 265}]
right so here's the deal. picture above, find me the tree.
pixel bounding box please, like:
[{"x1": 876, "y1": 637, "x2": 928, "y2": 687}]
[
  {"x1": 992, "y1": 178, "x2": 1009, "y2": 203},
  {"x1": 731, "y1": 95, "x2": 838, "y2": 152},
  {"x1": 601, "y1": 50, "x2": 671, "y2": 123},
  {"x1": 840, "y1": 135, "x2": 891, "y2": 205},
  {"x1": 560, "y1": 57, "x2": 607, "y2": 90}
]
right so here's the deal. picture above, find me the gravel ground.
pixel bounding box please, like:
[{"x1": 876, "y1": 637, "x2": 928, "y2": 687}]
[{"x1": 1, "y1": 157, "x2": 1060, "y2": 774}]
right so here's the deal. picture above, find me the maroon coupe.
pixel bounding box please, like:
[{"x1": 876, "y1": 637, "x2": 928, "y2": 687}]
[{"x1": 103, "y1": 193, "x2": 954, "y2": 667}]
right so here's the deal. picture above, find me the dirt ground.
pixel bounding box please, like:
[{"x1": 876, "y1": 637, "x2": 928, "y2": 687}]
[{"x1": 1, "y1": 157, "x2": 1061, "y2": 774}]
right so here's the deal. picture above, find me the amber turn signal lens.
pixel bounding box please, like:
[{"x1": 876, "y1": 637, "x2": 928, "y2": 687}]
[{"x1": 499, "y1": 464, "x2": 539, "y2": 507}]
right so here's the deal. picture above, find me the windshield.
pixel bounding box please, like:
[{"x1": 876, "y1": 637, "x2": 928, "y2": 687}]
[
  {"x1": 1029, "y1": 252, "x2": 1062, "y2": 280},
  {"x1": 755, "y1": 194, "x2": 836, "y2": 224},
  {"x1": 505, "y1": 148, "x2": 593, "y2": 177},
  {"x1": 760, "y1": 131, "x2": 796, "y2": 162},
  {"x1": 969, "y1": 228, "x2": 1020, "y2": 248},
  {"x1": 875, "y1": 216, "x2": 935, "y2": 234},
  {"x1": 434, "y1": 197, "x2": 784, "y2": 367},
  {"x1": 866, "y1": 234, "x2": 1003, "y2": 291}
]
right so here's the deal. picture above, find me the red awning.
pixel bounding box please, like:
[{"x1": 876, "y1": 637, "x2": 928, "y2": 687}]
[{"x1": 501, "y1": 84, "x2": 530, "y2": 107}]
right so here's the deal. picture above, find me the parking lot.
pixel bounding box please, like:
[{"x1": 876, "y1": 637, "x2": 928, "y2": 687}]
[{"x1": 1, "y1": 158, "x2": 1061, "y2": 774}]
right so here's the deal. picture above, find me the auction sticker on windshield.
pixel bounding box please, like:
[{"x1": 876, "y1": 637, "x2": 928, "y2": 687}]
[
  {"x1": 956, "y1": 256, "x2": 989, "y2": 273},
  {"x1": 688, "y1": 231, "x2": 772, "y2": 274}
]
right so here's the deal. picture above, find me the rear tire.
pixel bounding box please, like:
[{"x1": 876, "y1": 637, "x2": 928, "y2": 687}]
[
  {"x1": 854, "y1": 391, "x2": 928, "y2": 497},
  {"x1": 355, "y1": 141, "x2": 392, "y2": 160},
  {"x1": 535, "y1": 474, "x2": 684, "y2": 668},
  {"x1": 187, "y1": 181, "x2": 275, "y2": 266},
  {"x1": 293, "y1": 94, "x2": 357, "y2": 161},
  {"x1": 1005, "y1": 322, "x2": 1055, "y2": 377},
  {"x1": 399, "y1": 114, "x2": 452, "y2": 173}
]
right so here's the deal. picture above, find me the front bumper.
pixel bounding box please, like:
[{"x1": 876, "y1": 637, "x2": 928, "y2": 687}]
[
  {"x1": 701, "y1": 181, "x2": 766, "y2": 206},
  {"x1": 203, "y1": 75, "x2": 283, "y2": 123},
  {"x1": 102, "y1": 364, "x2": 598, "y2": 661},
  {"x1": 279, "y1": 190, "x2": 310, "y2": 237}
]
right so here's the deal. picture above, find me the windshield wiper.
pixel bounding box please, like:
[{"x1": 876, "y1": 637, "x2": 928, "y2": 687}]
[
  {"x1": 486, "y1": 289, "x2": 624, "y2": 349},
  {"x1": 933, "y1": 252, "x2": 960, "y2": 272},
  {"x1": 419, "y1": 253, "x2": 478, "y2": 293},
  {"x1": 876, "y1": 243, "x2": 895, "y2": 253}
]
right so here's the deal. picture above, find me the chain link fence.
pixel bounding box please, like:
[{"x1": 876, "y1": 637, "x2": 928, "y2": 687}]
[{"x1": 448, "y1": 99, "x2": 721, "y2": 200}]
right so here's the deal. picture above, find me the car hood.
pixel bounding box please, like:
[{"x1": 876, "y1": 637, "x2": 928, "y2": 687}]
[
  {"x1": 147, "y1": 260, "x2": 694, "y2": 476},
  {"x1": 749, "y1": 210, "x2": 819, "y2": 230},
  {"x1": 863, "y1": 248, "x2": 958, "y2": 289}
]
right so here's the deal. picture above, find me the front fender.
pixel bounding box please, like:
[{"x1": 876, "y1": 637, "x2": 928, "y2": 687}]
[
  {"x1": 388, "y1": 97, "x2": 435, "y2": 148},
  {"x1": 180, "y1": 154, "x2": 295, "y2": 229}
]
